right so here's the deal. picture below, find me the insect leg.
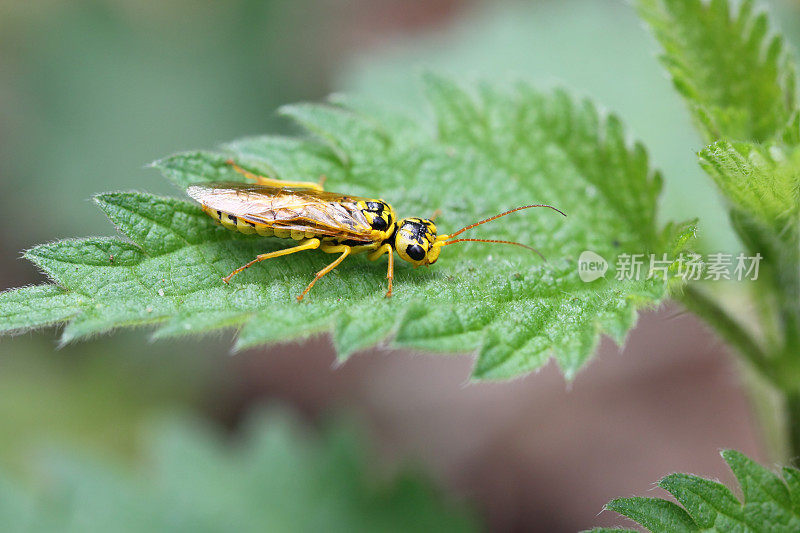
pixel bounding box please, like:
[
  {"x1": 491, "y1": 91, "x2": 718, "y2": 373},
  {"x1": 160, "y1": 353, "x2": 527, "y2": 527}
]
[
  {"x1": 226, "y1": 159, "x2": 325, "y2": 191},
  {"x1": 367, "y1": 243, "x2": 394, "y2": 298},
  {"x1": 385, "y1": 249, "x2": 394, "y2": 298},
  {"x1": 297, "y1": 245, "x2": 351, "y2": 302},
  {"x1": 222, "y1": 238, "x2": 321, "y2": 284}
]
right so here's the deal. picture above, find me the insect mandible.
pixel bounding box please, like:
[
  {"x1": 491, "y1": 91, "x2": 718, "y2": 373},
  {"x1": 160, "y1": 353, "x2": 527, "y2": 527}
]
[{"x1": 187, "y1": 160, "x2": 566, "y2": 302}]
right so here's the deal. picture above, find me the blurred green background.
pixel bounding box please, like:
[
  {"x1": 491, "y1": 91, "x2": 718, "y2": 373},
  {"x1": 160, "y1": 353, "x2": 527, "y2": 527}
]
[{"x1": 2, "y1": 0, "x2": 800, "y2": 530}]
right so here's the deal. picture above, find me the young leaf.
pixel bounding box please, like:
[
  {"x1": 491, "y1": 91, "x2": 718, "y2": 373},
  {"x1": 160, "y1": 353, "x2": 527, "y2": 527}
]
[
  {"x1": 595, "y1": 449, "x2": 800, "y2": 532},
  {"x1": 0, "y1": 408, "x2": 478, "y2": 532},
  {"x1": 0, "y1": 75, "x2": 691, "y2": 380},
  {"x1": 636, "y1": 0, "x2": 797, "y2": 142},
  {"x1": 699, "y1": 140, "x2": 800, "y2": 354},
  {"x1": 699, "y1": 141, "x2": 800, "y2": 233}
]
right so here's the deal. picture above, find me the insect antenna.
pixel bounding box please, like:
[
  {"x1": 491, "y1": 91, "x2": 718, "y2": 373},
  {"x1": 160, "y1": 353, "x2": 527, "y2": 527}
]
[
  {"x1": 446, "y1": 204, "x2": 566, "y2": 240},
  {"x1": 438, "y1": 204, "x2": 566, "y2": 262},
  {"x1": 440, "y1": 238, "x2": 548, "y2": 262}
]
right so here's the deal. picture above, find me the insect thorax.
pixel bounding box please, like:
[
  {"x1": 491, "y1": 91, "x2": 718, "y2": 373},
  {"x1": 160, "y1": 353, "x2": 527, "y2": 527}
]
[
  {"x1": 356, "y1": 200, "x2": 395, "y2": 236},
  {"x1": 311, "y1": 200, "x2": 397, "y2": 254}
]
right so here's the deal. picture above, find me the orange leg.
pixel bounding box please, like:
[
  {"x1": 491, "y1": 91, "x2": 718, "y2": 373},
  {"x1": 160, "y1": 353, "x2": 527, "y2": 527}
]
[
  {"x1": 226, "y1": 159, "x2": 325, "y2": 191},
  {"x1": 297, "y1": 246, "x2": 351, "y2": 302},
  {"x1": 222, "y1": 238, "x2": 320, "y2": 284}
]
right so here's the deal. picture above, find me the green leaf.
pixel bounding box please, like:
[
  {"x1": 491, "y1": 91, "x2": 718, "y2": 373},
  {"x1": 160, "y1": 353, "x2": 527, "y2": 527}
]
[
  {"x1": 699, "y1": 141, "x2": 800, "y2": 233},
  {"x1": 0, "y1": 75, "x2": 691, "y2": 380},
  {"x1": 597, "y1": 449, "x2": 800, "y2": 532},
  {"x1": 698, "y1": 140, "x2": 800, "y2": 359},
  {"x1": 636, "y1": 0, "x2": 797, "y2": 142},
  {"x1": 605, "y1": 498, "x2": 698, "y2": 533},
  {"x1": 0, "y1": 408, "x2": 478, "y2": 532},
  {"x1": 0, "y1": 286, "x2": 85, "y2": 335}
]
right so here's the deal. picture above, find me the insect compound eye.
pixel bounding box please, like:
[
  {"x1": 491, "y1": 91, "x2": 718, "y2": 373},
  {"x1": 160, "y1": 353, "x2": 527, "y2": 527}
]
[{"x1": 405, "y1": 244, "x2": 426, "y2": 261}]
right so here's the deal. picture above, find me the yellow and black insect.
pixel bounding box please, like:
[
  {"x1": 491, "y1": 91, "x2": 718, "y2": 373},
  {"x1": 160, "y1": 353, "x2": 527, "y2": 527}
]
[{"x1": 187, "y1": 160, "x2": 566, "y2": 301}]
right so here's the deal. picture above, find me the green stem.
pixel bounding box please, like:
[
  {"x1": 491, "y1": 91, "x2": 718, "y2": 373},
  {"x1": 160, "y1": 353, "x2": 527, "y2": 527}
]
[
  {"x1": 678, "y1": 284, "x2": 771, "y2": 379},
  {"x1": 784, "y1": 341, "x2": 800, "y2": 462},
  {"x1": 736, "y1": 361, "x2": 790, "y2": 464},
  {"x1": 788, "y1": 394, "x2": 800, "y2": 463},
  {"x1": 678, "y1": 284, "x2": 795, "y2": 464}
]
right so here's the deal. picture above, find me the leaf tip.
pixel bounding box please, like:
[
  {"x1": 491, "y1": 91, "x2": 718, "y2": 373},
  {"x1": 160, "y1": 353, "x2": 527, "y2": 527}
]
[
  {"x1": 602, "y1": 497, "x2": 628, "y2": 514},
  {"x1": 332, "y1": 350, "x2": 352, "y2": 367},
  {"x1": 720, "y1": 448, "x2": 741, "y2": 463},
  {"x1": 276, "y1": 102, "x2": 303, "y2": 120},
  {"x1": 57, "y1": 330, "x2": 75, "y2": 348},
  {"x1": 92, "y1": 191, "x2": 121, "y2": 209},
  {"x1": 230, "y1": 338, "x2": 247, "y2": 354}
]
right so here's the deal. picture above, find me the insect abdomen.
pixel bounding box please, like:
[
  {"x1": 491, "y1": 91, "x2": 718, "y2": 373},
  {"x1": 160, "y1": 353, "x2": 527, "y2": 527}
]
[
  {"x1": 203, "y1": 205, "x2": 259, "y2": 235},
  {"x1": 202, "y1": 205, "x2": 311, "y2": 240}
]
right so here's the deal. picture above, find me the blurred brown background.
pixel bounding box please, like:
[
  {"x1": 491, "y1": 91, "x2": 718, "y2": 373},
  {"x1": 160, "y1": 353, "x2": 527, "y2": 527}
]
[{"x1": 1, "y1": 0, "x2": 798, "y2": 530}]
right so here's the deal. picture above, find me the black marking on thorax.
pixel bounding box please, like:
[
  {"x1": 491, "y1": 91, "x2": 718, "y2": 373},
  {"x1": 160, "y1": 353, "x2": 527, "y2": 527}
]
[
  {"x1": 363, "y1": 201, "x2": 392, "y2": 231},
  {"x1": 404, "y1": 219, "x2": 430, "y2": 245}
]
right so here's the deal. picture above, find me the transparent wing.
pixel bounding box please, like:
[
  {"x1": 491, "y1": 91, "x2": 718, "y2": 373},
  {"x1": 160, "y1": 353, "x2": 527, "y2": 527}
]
[{"x1": 186, "y1": 183, "x2": 376, "y2": 241}]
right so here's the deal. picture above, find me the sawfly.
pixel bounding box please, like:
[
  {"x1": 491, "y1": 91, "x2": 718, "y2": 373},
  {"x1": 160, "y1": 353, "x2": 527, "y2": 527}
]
[{"x1": 187, "y1": 160, "x2": 566, "y2": 301}]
